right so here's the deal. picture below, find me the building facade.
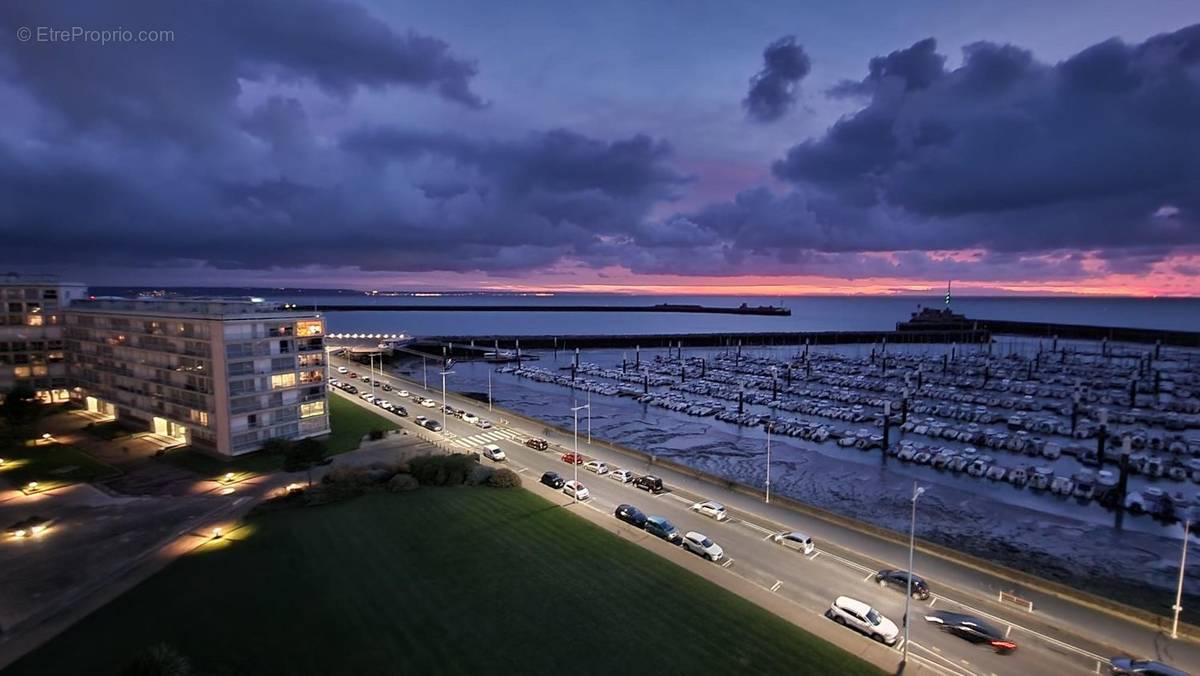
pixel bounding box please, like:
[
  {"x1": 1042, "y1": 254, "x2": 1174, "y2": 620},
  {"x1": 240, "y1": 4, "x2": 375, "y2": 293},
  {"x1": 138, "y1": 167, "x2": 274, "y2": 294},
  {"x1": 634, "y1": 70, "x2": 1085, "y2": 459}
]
[
  {"x1": 0, "y1": 273, "x2": 89, "y2": 404},
  {"x1": 64, "y1": 298, "x2": 329, "y2": 456}
]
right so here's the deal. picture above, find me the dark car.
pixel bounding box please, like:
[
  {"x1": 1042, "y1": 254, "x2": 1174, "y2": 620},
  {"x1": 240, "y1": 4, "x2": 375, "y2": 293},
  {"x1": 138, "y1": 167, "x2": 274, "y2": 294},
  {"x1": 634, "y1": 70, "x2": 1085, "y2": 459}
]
[
  {"x1": 540, "y1": 471, "x2": 566, "y2": 489},
  {"x1": 525, "y1": 437, "x2": 549, "y2": 451},
  {"x1": 382, "y1": 383, "x2": 393, "y2": 392},
  {"x1": 634, "y1": 475, "x2": 664, "y2": 493},
  {"x1": 345, "y1": 385, "x2": 359, "y2": 395},
  {"x1": 924, "y1": 611, "x2": 1016, "y2": 654},
  {"x1": 614, "y1": 504, "x2": 647, "y2": 528},
  {"x1": 392, "y1": 406, "x2": 408, "y2": 417},
  {"x1": 874, "y1": 569, "x2": 931, "y2": 600},
  {"x1": 425, "y1": 420, "x2": 443, "y2": 432},
  {"x1": 644, "y1": 516, "x2": 681, "y2": 544},
  {"x1": 1109, "y1": 658, "x2": 1188, "y2": 676}
]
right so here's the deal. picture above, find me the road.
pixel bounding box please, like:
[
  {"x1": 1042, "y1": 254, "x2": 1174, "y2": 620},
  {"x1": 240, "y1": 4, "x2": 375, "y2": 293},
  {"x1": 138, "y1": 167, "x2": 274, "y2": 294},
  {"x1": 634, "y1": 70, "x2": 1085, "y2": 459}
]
[{"x1": 331, "y1": 353, "x2": 1200, "y2": 675}]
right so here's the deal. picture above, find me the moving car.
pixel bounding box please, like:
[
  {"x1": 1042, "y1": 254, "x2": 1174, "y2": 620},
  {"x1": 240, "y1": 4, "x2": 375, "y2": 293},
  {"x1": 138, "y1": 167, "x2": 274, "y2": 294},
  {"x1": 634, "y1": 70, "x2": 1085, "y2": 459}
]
[
  {"x1": 924, "y1": 611, "x2": 1016, "y2": 653},
  {"x1": 614, "y1": 504, "x2": 647, "y2": 528},
  {"x1": 381, "y1": 383, "x2": 393, "y2": 392},
  {"x1": 561, "y1": 452, "x2": 585, "y2": 465},
  {"x1": 526, "y1": 437, "x2": 549, "y2": 451},
  {"x1": 426, "y1": 420, "x2": 443, "y2": 432},
  {"x1": 609, "y1": 469, "x2": 634, "y2": 483},
  {"x1": 827, "y1": 596, "x2": 899, "y2": 645},
  {"x1": 691, "y1": 501, "x2": 728, "y2": 521},
  {"x1": 398, "y1": 389, "x2": 410, "y2": 398},
  {"x1": 347, "y1": 372, "x2": 358, "y2": 379},
  {"x1": 462, "y1": 413, "x2": 478, "y2": 424},
  {"x1": 644, "y1": 516, "x2": 681, "y2": 544},
  {"x1": 476, "y1": 418, "x2": 493, "y2": 429},
  {"x1": 584, "y1": 460, "x2": 609, "y2": 475},
  {"x1": 344, "y1": 385, "x2": 359, "y2": 395},
  {"x1": 420, "y1": 398, "x2": 437, "y2": 408},
  {"x1": 634, "y1": 475, "x2": 664, "y2": 493},
  {"x1": 874, "y1": 569, "x2": 931, "y2": 600},
  {"x1": 682, "y1": 531, "x2": 724, "y2": 561},
  {"x1": 481, "y1": 444, "x2": 506, "y2": 461},
  {"x1": 540, "y1": 471, "x2": 565, "y2": 489},
  {"x1": 361, "y1": 393, "x2": 375, "y2": 403},
  {"x1": 563, "y1": 480, "x2": 590, "y2": 500},
  {"x1": 1108, "y1": 658, "x2": 1188, "y2": 676},
  {"x1": 336, "y1": 366, "x2": 348, "y2": 374},
  {"x1": 391, "y1": 405, "x2": 408, "y2": 417},
  {"x1": 772, "y1": 531, "x2": 815, "y2": 555}
]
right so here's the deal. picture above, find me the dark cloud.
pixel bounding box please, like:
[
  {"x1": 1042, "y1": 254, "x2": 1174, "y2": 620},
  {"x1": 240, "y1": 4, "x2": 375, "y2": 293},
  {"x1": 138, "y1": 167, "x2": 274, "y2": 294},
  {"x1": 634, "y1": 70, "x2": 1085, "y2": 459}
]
[
  {"x1": 743, "y1": 36, "x2": 811, "y2": 122},
  {"x1": 827, "y1": 37, "x2": 946, "y2": 98}
]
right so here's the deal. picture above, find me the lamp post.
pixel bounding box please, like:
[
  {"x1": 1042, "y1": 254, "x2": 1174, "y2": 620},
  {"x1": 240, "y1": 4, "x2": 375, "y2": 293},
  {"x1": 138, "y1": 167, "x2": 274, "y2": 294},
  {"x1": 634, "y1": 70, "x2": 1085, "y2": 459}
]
[
  {"x1": 422, "y1": 355, "x2": 428, "y2": 390},
  {"x1": 571, "y1": 403, "x2": 590, "y2": 502},
  {"x1": 765, "y1": 420, "x2": 773, "y2": 504},
  {"x1": 488, "y1": 369, "x2": 493, "y2": 411},
  {"x1": 440, "y1": 368, "x2": 455, "y2": 434},
  {"x1": 587, "y1": 389, "x2": 592, "y2": 444},
  {"x1": 1173, "y1": 516, "x2": 1192, "y2": 639},
  {"x1": 903, "y1": 482, "x2": 926, "y2": 665},
  {"x1": 369, "y1": 353, "x2": 378, "y2": 399}
]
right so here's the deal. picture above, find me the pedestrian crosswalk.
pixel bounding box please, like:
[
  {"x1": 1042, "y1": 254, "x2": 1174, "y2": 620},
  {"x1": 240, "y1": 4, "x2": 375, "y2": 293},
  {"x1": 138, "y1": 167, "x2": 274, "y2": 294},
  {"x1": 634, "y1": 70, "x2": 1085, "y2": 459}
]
[{"x1": 452, "y1": 429, "x2": 521, "y2": 449}]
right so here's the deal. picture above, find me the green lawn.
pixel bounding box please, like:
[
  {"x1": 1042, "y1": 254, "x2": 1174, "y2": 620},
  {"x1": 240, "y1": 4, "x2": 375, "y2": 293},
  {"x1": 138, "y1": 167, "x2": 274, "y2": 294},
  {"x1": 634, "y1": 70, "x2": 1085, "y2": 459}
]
[
  {"x1": 325, "y1": 392, "x2": 396, "y2": 454},
  {"x1": 162, "y1": 394, "x2": 397, "y2": 478},
  {"x1": 7, "y1": 489, "x2": 879, "y2": 676},
  {"x1": 0, "y1": 441, "x2": 119, "y2": 490}
]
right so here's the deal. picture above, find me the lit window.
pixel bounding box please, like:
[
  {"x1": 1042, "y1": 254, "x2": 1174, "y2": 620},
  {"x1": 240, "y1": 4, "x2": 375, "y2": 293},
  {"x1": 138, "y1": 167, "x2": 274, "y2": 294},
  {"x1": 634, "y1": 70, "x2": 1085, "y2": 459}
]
[
  {"x1": 189, "y1": 409, "x2": 210, "y2": 426},
  {"x1": 25, "y1": 314, "x2": 44, "y2": 327},
  {"x1": 299, "y1": 370, "x2": 323, "y2": 384},
  {"x1": 271, "y1": 373, "x2": 296, "y2": 389},
  {"x1": 295, "y1": 320, "x2": 323, "y2": 337},
  {"x1": 300, "y1": 401, "x2": 325, "y2": 418},
  {"x1": 13, "y1": 366, "x2": 31, "y2": 378}
]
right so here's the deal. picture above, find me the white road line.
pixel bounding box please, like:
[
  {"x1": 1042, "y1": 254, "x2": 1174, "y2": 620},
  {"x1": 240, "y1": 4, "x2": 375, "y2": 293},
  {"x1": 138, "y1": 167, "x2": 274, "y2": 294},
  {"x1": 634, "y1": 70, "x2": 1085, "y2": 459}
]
[
  {"x1": 721, "y1": 558, "x2": 734, "y2": 568},
  {"x1": 807, "y1": 551, "x2": 821, "y2": 561},
  {"x1": 929, "y1": 597, "x2": 937, "y2": 608},
  {"x1": 863, "y1": 572, "x2": 876, "y2": 582},
  {"x1": 1005, "y1": 625, "x2": 1012, "y2": 638},
  {"x1": 817, "y1": 548, "x2": 876, "y2": 575},
  {"x1": 762, "y1": 532, "x2": 777, "y2": 541},
  {"x1": 667, "y1": 494, "x2": 693, "y2": 505},
  {"x1": 770, "y1": 581, "x2": 782, "y2": 592},
  {"x1": 739, "y1": 520, "x2": 775, "y2": 536}
]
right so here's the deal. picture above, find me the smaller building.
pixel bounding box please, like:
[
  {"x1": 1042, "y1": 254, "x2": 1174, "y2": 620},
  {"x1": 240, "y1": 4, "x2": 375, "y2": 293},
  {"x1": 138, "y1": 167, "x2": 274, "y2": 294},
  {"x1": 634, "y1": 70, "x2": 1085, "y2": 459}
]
[
  {"x1": 0, "y1": 273, "x2": 89, "y2": 404},
  {"x1": 64, "y1": 298, "x2": 330, "y2": 456}
]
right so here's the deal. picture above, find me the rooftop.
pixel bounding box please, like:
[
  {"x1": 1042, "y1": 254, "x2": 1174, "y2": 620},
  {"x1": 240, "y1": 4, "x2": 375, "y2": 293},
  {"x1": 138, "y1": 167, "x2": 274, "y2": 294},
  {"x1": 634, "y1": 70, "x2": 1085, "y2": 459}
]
[
  {"x1": 66, "y1": 297, "x2": 320, "y2": 319},
  {"x1": 0, "y1": 272, "x2": 87, "y2": 288}
]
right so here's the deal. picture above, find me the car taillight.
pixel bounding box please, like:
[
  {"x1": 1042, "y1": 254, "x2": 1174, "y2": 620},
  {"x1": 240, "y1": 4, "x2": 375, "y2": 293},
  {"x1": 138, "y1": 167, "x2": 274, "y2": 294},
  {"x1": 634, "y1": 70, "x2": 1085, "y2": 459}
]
[{"x1": 989, "y1": 640, "x2": 1016, "y2": 650}]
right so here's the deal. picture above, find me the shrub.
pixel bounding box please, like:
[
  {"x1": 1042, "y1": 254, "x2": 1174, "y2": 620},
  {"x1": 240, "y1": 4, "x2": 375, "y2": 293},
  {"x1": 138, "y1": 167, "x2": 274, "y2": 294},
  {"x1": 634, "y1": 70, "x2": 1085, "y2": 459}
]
[
  {"x1": 487, "y1": 468, "x2": 522, "y2": 488},
  {"x1": 466, "y1": 464, "x2": 494, "y2": 486},
  {"x1": 121, "y1": 643, "x2": 192, "y2": 676},
  {"x1": 260, "y1": 438, "x2": 294, "y2": 456},
  {"x1": 409, "y1": 454, "x2": 478, "y2": 486},
  {"x1": 368, "y1": 428, "x2": 386, "y2": 441},
  {"x1": 387, "y1": 473, "x2": 419, "y2": 493}
]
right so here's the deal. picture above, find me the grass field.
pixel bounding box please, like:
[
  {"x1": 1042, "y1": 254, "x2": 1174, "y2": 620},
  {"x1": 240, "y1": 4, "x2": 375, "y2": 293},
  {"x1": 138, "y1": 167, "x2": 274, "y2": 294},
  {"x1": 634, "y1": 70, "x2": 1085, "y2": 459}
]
[
  {"x1": 7, "y1": 489, "x2": 879, "y2": 675},
  {"x1": 162, "y1": 394, "x2": 397, "y2": 478},
  {"x1": 0, "y1": 441, "x2": 119, "y2": 490}
]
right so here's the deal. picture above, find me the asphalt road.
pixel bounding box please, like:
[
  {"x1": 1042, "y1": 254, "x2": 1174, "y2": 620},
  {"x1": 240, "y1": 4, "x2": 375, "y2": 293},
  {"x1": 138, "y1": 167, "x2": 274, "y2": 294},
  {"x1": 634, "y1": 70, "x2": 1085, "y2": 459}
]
[{"x1": 331, "y1": 354, "x2": 1199, "y2": 676}]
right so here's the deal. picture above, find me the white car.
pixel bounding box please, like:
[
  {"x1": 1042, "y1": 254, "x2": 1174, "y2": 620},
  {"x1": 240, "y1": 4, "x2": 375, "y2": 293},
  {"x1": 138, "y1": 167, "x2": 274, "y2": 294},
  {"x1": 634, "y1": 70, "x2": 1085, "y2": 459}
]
[
  {"x1": 691, "y1": 501, "x2": 728, "y2": 521},
  {"x1": 361, "y1": 393, "x2": 375, "y2": 403},
  {"x1": 462, "y1": 412, "x2": 478, "y2": 424},
  {"x1": 772, "y1": 531, "x2": 815, "y2": 555},
  {"x1": 827, "y1": 596, "x2": 899, "y2": 645},
  {"x1": 481, "y1": 444, "x2": 506, "y2": 462},
  {"x1": 336, "y1": 366, "x2": 348, "y2": 374},
  {"x1": 609, "y1": 469, "x2": 634, "y2": 483},
  {"x1": 682, "y1": 531, "x2": 724, "y2": 562},
  {"x1": 584, "y1": 460, "x2": 609, "y2": 475},
  {"x1": 420, "y1": 398, "x2": 437, "y2": 408},
  {"x1": 398, "y1": 389, "x2": 410, "y2": 398},
  {"x1": 563, "y1": 480, "x2": 590, "y2": 500},
  {"x1": 476, "y1": 418, "x2": 493, "y2": 429}
]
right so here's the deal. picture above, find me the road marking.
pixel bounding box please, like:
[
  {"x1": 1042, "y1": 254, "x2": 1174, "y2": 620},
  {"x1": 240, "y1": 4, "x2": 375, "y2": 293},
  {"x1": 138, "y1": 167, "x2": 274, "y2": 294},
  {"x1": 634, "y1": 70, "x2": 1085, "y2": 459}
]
[
  {"x1": 721, "y1": 558, "x2": 734, "y2": 568},
  {"x1": 667, "y1": 494, "x2": 693, "y2": 505},
  {"x1": 739, "y1": 520, "x2": 775, "y2": 536},
  {"x1": 893, "y1": 638, "x2": 905, "y2": 654},
  {"x1": 1005, "y1": 625, "x2": 1012, "y2": 638},
  {"x1": 770, "y1": 580, "x2": 782, "y2": 592},
  {"x1": 807, "y1": 551, "x2": 820, "y2": 561},
  {"x1": 762, "y1": 532, "x2": 777, "y2": 541},
  {"x1": 863, "y1": 572, "x2": 876, "y2": 582},
  {"x1": 929, "y1": 597, "x2": 937, "y2": 608}
]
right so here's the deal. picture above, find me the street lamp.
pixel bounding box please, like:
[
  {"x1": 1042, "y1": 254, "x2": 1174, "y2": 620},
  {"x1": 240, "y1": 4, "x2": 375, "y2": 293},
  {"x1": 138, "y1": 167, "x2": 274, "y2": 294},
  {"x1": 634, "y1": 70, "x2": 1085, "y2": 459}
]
[
  {"x1": 440, "y1": 368, "x2": 455, "y2": 434},
  {"x1": 488, "y1": 368, "x2": 493, "y2": 411},
  {"x1": 1173, "y1": 515, "x2": 1193, "y2": 639},
  {"x1": 765, "y1": 419, "x2": 773, "y2": 504},
  {"x1": 903, "y1": 481, "x2": 926, "y2": 665},
  {"x1": 571, "y1": 402, "x2": 589, "y2": 502},
  {"x1": 587, "y1": 389, "x2": 592, "y2": 444}
]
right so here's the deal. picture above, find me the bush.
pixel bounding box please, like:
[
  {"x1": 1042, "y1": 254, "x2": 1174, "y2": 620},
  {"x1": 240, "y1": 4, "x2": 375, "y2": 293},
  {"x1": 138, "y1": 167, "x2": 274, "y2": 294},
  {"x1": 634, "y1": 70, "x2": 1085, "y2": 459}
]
[
  {"x1": 121, "y1": 643, "x2": 192, "y2": 676},
  {"x1": 466, "y1": 464, "x2": 494, "y2": 486},
  {"x1": 387, "y1": 473, "x2": 419, "y2": 493},
  {"x1": 368, "y1": 428, "x2": 386, "y2": 441},
  {"x1": 408, "y1": 454, "x2": 478, "y2": 486},
  {"x1": 260, "y1": 438, "x2": 294, "y2": 456},
  {"x1": 487, "y1": 468, "x2": 522, "y2": 488},
  {"x1": 322, "y1": 466, "x2": 393, "y2": 487}
]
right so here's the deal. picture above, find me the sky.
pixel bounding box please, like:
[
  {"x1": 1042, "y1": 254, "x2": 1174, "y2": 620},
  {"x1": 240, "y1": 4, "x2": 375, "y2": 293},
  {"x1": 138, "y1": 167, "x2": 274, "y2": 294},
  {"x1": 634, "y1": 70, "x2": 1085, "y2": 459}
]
[{"x1": 0, "y1": 1, "x2": 1198, "y2": 295}]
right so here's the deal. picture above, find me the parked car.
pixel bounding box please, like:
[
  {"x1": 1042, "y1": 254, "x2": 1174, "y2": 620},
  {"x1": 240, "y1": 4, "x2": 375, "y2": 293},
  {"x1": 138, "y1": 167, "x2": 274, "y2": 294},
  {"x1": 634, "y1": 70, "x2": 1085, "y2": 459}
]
[
  {"x1": 874, "y1": 569, "x2": 931, "y2": 600},
  {"x1": 476, "y1": 418, "x2": 493, "y2": 429},
  {"x1": 540, "y1": 471, "x2": 565, "y2": 489},
  {"x1": 381, "y1": 383, "x2": 393, "y2": 392},
  {"x1": 336, "y1": 366, "x2": 348, "y2": 374},
  {"x1": 526, "y1": 437, "x2": 549, "y2": 451},
  {"x1": 361, "y1": 393, "x2": 375, "y2": 403},
  {"x1": 420, "y1": 398, "x2": 437, "y2": 408},
  {"x1": 398, "y1": 389, "x2": 410, "y2": 397},
  {"x1": 691, "y1": 501, "x2": 728, "y2": 521},
  {"x1": 924, "y1": 611, "x2": 1016, "y2": 653},
  {"x1": 644, "y1": 516, "x2": 681, "y2": 544},
  {"x1": 682, "y1": 531, "x2": 724, "y2": 561},
  {"x1": 344, "y1": 385, "x2": 359, "y2": 395},
  {"x1": 614, "y1": 504, "x2": 647, "y2": 528},
  {"x1": 634, "y1": 475, "x2": 664, "y2": 493},
  {"x1": 391, "y1": 406, "x2": 408, "y2": 417},
  {"x1": 481, "y1": 444, "x2": 506, "y2": 462},
  {"x1": 584, "y1": 460, "x2": 609, "y2": 475},
  {"x1": 772, "y1": 531, "x2": 815, "y2": 555},
  {"x1": 563, "y1": 480, "x2": 590, "y2": 500},
  {"x1": 426, "y1": 420, "x2": 443, "y2": 432},
  {"x1": 609, "y1": 469, "x2": 634, "y2": 483},
  {"x1": 1108, "y1": 658, "x2": 1188, "y2": 676},
  {"x1": 561, "y1": 452, "x2": 585, "y2": 465},
  {"x1": 462, "y1": 413, "x2": 479, "y2": 425},
  {"x1": 827, "y1": 596, "x2": 899, "y2": 645}
]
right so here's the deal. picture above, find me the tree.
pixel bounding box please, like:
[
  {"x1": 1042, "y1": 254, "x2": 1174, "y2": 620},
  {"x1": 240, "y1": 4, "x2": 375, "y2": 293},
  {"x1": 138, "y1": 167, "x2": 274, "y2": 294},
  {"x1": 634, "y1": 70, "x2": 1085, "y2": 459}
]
[
  {"x1": 1, "y1": 383, "x2": 40, "y2": 431},
  {"x1": 283, "y1": 437, "x2": 327, "y2": 486}
]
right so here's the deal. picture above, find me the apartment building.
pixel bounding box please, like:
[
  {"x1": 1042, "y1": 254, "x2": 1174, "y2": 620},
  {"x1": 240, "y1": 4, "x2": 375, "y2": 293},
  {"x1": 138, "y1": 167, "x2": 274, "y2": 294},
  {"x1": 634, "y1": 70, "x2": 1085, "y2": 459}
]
[
  {"x1": 64, "y1": 298, "x2": 330, "y2": 456},
  {"x1": 0, "y1": 273, "x2": 89, "y2": 404}
]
